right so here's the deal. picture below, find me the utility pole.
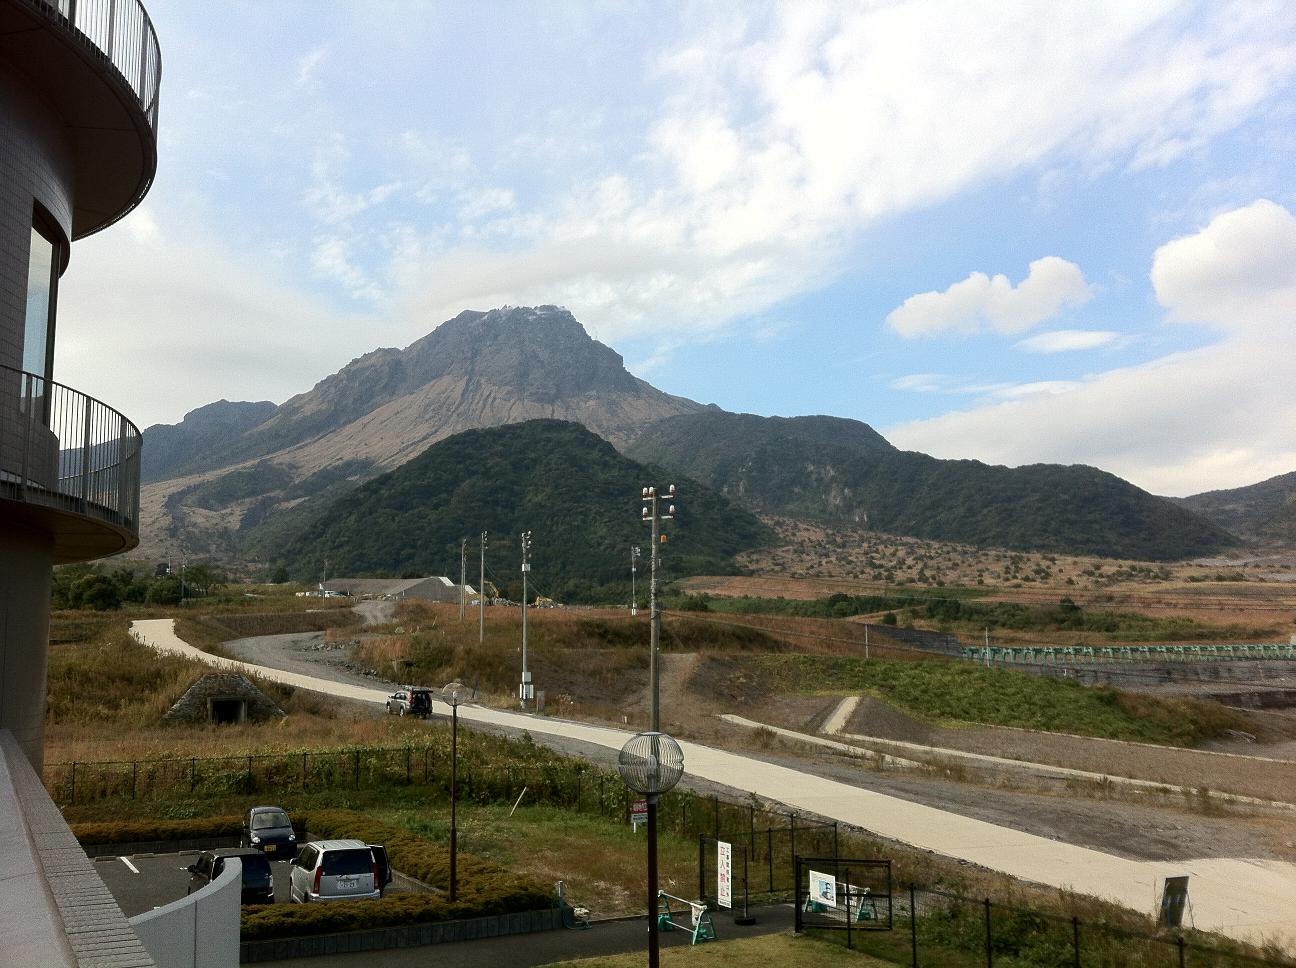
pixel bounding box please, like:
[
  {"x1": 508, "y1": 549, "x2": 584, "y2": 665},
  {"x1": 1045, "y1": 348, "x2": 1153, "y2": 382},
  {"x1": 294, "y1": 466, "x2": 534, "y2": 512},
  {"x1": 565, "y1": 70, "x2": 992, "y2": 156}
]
[
  {"x1": 520, "y1": 531, "x2": 533, "y2": 709},
  {"x1": 630, "y1": 546, "x2": 641, "y2": 616},
  {"x1": 479, "y1": 531, "x2": 488, "y2": 644},
  {"x1": 459, "y1": 539, "x2": 467, "y2": 621},
  {"x1": 640, "y1": 484, "x2": 676, "y2": 732}
]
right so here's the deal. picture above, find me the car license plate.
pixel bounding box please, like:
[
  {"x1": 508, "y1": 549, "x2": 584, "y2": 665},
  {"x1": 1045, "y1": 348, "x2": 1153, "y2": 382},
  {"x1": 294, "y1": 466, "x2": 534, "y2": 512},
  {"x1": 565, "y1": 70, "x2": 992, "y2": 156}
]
[
  {"x1": 338, "y1": 877, "x2": 357, "y2": 889},
  {"x1": 264, "y1": 844, "x2": 276, "y2": 852}
]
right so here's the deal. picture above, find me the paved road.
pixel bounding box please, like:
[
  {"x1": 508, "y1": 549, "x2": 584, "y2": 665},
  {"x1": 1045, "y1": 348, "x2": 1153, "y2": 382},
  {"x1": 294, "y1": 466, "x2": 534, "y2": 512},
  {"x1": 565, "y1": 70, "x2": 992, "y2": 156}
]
[{"x1": 129, "y1": 618, "x2": 1296, "y2": 951}]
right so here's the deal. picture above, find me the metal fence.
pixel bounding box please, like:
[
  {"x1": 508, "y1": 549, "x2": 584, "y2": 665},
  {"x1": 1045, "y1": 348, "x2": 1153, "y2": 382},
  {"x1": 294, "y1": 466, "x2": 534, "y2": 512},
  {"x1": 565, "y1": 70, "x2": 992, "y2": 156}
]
[
  {"x1": 697, "y1": 820, "x2": 839, "y2": 906},
  {"x1": 36, "y1": 0, "x2": 162, "y2": 132},
  {"x1": 805, "y1": 881, "x2": 1293, "y2": 968},
  {"x1": 0, "y1": 364, "x2": 141, "y2": 534}
]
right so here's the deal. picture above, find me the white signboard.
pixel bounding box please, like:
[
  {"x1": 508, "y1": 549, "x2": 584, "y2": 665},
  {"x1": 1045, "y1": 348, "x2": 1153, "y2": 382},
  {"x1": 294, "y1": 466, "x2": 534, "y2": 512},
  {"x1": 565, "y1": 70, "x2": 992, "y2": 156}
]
[
  {"x1": 717, "y1": 841, "x2": 732, "y2": 909},
  {"x1": 809, "y1": 869, "x2": 837, "y2": 909}
]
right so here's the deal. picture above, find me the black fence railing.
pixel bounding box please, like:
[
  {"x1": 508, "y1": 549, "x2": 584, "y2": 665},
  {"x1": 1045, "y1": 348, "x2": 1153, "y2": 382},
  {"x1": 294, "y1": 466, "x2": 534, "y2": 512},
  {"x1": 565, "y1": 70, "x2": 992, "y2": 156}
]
[
  {"x1": 0, "y1": 364, "x2": 141, "y2": 535},
  {"x1": 35, "y1": 0, "x2": 162, "y2": 132},
  {"x1": 803, "y1": 881, "x2": 1293, "y2": 968}
]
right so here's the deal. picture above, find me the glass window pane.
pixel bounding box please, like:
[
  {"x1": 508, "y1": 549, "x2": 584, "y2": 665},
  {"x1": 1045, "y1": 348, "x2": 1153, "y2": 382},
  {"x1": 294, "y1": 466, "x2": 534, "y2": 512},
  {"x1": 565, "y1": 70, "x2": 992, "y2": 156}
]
[{"x1": 24, "y1": 226, "x2": 56, "y2": 378}]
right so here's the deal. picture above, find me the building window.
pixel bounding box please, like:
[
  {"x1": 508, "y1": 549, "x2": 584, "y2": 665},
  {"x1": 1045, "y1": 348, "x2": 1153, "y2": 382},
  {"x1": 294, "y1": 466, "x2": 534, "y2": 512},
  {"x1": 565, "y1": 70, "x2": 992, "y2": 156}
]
[{"x1": 24, "y1": 217, "x2": 61, "y2": 381}]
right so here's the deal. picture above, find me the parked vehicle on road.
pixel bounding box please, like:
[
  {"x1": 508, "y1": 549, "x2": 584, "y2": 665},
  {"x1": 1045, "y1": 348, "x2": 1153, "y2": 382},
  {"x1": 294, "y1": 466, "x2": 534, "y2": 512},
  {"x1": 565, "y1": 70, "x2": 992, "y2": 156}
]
[
  {"x1": 187, "y1": 848, "x2": 275, "y2": 904},
  {"x1": 386, "y1": 688, "x2": 432, "y2": 717},
  {"x1": 241, "y1": 805, "x2": 297, "y2": 857},
  {"x1": 289, "y1": 840, "x2": 382, "y2": 903}
]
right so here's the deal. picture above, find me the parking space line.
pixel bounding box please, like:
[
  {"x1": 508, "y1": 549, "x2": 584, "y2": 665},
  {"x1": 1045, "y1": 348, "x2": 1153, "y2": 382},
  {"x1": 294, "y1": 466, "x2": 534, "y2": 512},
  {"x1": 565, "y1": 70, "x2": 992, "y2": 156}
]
[{"x1": 120, "y1": 857, "x2": 139, "y2": 874}]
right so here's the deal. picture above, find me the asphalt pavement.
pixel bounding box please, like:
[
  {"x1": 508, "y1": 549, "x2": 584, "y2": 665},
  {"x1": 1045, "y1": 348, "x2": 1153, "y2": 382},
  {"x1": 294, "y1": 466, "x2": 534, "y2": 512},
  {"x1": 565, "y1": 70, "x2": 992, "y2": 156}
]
[{"x1": 253, "y1": 904, "x2": 798, "y2": 968}]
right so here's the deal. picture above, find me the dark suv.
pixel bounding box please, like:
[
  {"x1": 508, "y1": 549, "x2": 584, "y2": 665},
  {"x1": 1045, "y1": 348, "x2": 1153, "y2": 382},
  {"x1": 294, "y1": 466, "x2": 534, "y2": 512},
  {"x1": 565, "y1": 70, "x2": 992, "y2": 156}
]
[
  {"x1": 187, "y1": 848, "x2": 274, "y2": 904},
  {"x1": 241, "y1": 805, "x2": 297, "y2": 857}
]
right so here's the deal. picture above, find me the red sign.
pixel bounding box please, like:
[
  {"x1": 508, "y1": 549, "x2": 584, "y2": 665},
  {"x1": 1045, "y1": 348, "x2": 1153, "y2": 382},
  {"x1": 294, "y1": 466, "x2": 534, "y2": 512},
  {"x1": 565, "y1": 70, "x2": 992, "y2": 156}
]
[{"x1": 632, "y1": 798, "x2": 648, "y2": 816}]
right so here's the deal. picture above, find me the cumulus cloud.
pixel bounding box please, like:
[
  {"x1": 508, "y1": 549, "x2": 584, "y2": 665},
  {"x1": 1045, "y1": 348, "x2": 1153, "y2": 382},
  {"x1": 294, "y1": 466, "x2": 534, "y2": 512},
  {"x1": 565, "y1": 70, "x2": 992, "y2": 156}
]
[
  {"x1": 398, "y1": 2, "x2": 1296, "y2": 348},
  {"x1": 887, "y1": 258, "x2": 1094, "y2": 338},
  {"x1": 888, "y1": 200, "x2": 1296, "y2": 496},
  {"x1": 55, "y1": 212, "x2": 372, "y2": 429},
  {"x1": 1152, "y1": 198, "x2": 1296, "y2": 331},
  {"x1": 1015, "y1": 329, "x2": 1121, "y2": 353}
]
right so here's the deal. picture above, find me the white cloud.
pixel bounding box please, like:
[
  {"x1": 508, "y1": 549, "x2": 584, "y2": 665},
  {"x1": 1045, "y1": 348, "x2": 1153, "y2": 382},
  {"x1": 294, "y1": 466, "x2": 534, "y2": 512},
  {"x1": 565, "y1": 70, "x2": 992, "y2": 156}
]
[
  {"x1": 457, "y1": 188, "x2": 517, "y2": 220},
  {"x1": 295, "y1": 45, "x2": 329, "y2": 88},
  {"x1": 890, "y1": 373, "x2": 947, "y2": 393},
  {"x1": 1015, "y1": 329, "x2": 1121, "y2": 353},
  {"x1": 887, "y1": 200, "x2": 1296, "y2": 496},
  {"x1": 887, "y1": 257, "x2": 1094, "y2": 338},
  {"x1": 55, "y1": 214, "x2": 372, "y2": 430},
  {"x1": 1152, "y1": 197, "x2": 1296, "y2": 331},
  {"x1": 394, "y1": 2, "x2": 1296, "y2": 349}
]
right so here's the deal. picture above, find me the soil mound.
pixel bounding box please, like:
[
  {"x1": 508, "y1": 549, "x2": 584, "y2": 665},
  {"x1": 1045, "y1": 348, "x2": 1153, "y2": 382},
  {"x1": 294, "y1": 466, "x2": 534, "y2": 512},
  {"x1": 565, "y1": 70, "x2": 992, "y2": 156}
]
[{"x1": 846, "y1": 696, "x2": 933, "y2": 744}]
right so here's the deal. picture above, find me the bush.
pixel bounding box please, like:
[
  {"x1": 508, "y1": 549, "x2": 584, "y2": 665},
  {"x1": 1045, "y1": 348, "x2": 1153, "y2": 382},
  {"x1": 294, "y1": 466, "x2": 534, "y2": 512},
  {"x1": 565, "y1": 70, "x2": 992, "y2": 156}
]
[{"x1": 72, "y1": 815, "x2": 252, "y2": 845}]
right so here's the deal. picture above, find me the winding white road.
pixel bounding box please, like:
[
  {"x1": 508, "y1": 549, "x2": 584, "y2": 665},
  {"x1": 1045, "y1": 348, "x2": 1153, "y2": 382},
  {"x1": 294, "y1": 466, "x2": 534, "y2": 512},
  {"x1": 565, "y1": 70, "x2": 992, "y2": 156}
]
[{"x1": 130, "y1": 618, "x2": 1296, "y2": 950}]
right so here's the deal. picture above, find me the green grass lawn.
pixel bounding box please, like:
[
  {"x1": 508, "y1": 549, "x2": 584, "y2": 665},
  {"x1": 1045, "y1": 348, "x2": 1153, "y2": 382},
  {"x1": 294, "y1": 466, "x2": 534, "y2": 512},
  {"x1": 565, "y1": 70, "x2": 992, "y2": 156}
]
[{"x1": 538, "y1": 932, "x2": 891, "y2": 967}]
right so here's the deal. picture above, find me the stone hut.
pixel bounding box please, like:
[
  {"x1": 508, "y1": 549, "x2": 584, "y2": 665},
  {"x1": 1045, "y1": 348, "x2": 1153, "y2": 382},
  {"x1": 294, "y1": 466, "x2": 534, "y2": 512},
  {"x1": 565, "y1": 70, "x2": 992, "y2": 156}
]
[{"x1": 163, "y1": 673, "x2": 286, "y2": 726}]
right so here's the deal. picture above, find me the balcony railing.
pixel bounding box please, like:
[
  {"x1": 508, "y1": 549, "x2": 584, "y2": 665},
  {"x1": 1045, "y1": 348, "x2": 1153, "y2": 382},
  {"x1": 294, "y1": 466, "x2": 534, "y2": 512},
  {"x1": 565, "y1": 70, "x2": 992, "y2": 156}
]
[
  {"x1": 0, "y1": 364, "x2": 141, "y2": 539},
  {"x1": 31, "y1": 0, "x2": 162, "y2": 133}
]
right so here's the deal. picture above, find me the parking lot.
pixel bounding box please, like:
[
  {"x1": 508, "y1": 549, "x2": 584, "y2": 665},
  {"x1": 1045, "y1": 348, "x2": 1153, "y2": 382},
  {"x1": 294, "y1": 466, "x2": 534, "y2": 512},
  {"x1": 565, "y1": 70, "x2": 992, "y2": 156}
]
[{"x1": 94, "y1": 849, "x2": 427, "y2": 916}]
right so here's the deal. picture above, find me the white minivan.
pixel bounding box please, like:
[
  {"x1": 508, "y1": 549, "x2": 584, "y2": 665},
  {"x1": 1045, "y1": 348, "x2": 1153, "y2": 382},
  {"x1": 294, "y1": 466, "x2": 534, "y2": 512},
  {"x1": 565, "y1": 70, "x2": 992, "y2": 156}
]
[{"x1": 288, "y1": 839, "x2": 382, "y2": 903}]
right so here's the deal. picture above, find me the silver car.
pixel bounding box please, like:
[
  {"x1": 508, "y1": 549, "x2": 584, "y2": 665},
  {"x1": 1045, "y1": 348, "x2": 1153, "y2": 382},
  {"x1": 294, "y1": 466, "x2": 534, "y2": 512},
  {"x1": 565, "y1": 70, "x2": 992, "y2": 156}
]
[{"x1": 288, "y1": 839, "x2": 380, "y2": 903}]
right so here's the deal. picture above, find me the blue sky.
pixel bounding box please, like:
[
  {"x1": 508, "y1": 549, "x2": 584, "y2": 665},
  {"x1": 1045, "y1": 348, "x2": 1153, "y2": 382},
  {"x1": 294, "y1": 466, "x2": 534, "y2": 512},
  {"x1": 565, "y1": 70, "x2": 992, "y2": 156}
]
[{"x1": 54, "y1": 1, "x2": 1296, "y2": 496}]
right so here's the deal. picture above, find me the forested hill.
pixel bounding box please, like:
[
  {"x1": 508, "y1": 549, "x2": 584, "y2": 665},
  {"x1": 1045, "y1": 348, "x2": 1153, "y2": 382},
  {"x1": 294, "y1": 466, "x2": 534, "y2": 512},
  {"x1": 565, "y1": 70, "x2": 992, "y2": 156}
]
[
  {"x1": 270, "y1": 420, "x2": 774, "y2": 600},
  {"x1": 1177, "y1": 470, "x2": 1296, "y2": 543},
  {"x1": 628, "y1": 411, "x2": 1235, "y2": 561}
]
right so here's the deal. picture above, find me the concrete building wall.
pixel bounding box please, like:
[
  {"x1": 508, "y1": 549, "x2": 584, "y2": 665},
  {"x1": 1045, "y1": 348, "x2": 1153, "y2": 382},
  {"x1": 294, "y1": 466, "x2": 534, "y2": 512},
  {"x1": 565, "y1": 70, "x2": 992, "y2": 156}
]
[
  {"x1": 0, "y1": 523, "x2": 55, "y2": 769},
  {"x1": 0, "y1": 57, "x2": 74, "y2": 371},
  {"x1": 131, "y1": 858, "x2": 241, "y2": 968}
]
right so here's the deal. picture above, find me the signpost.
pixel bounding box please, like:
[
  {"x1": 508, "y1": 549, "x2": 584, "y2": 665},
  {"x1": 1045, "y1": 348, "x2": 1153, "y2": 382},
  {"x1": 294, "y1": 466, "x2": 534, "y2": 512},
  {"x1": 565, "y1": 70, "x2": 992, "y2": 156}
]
[
  {"x1": 1159, "y1": 875, "x2": 1191, "y2": 929},
  {"x1": 717, "y1": 841, "x2": 732, "y2": 909},
  {"x1": 809, "y1": 869, "x2": 838, "y2": 909},
  {"x1": 632, "y1": 797, "x2": 648, "y2": 832}
]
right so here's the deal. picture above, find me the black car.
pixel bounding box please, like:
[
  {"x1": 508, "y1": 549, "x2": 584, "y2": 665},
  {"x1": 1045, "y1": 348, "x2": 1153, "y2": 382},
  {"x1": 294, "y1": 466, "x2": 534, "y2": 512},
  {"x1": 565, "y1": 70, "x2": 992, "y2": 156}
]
[
  {"x1": 241, "y1": 805, "x2": 298, "y2": 857},
  {"x1": 187, "y1": 848, "x2": 275, "y2": 904}
]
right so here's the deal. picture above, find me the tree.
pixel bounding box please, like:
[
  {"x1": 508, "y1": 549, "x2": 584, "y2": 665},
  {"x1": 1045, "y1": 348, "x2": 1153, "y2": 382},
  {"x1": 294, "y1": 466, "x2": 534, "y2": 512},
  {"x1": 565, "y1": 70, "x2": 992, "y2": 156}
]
[
  {"x1": 269, "y1": 565, "x2": 290, "y2": 584},
  {"x1": 183, "y1": 562, "x2": 226, "y2": 597},
  {"x1": 147, "y1": 576, "x2": 183, "y2": 606},
  {"x1": 69, "y1": 573, "x2": 121, "y2": 611}
]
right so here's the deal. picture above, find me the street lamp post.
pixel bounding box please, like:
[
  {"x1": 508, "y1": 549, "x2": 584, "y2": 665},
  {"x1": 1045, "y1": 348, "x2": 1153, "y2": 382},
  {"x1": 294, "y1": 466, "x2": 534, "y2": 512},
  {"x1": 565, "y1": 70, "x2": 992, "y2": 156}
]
[
  {"x1": 630, "y1": 546, "x2": 641, "y2": 616},
  {"x1": 479, "y1": 531, "x2": 488, "y2": 644},
  {"x1": 520, "y1": 531, "x2": 533, "y2": 708},
  {"x1": 442, "y1": 681, "x2": 467, "y2": 901},
  {"x1": 640, "y1": 485, "x2": 676, "y2": 732},
  {"x1": 459, "y1": 538, "x2": 467, "y2": 622},
  {"x1": 618, "y1": 732, "x2": 684, "y2": 968}
]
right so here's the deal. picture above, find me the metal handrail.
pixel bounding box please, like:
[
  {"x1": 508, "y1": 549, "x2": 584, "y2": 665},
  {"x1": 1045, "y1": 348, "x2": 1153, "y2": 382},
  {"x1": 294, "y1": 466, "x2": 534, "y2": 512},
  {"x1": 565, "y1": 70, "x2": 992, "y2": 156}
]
[
  {"x1": 0, "y1": 364, "x2": 141, "y2": 533},
  {"x1": 30, "y1": 0, "x2": 162, "y2": 133}
]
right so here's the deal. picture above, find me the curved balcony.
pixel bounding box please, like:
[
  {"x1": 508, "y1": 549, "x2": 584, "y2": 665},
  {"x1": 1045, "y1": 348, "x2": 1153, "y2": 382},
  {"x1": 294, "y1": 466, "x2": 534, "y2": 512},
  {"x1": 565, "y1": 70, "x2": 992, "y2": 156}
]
[
  {"x1": 0, "y1": 364, "x2": 141, "y2": 562},
  {"x1": 1, "y1": 0, "x2": 162, "y2": 237}
]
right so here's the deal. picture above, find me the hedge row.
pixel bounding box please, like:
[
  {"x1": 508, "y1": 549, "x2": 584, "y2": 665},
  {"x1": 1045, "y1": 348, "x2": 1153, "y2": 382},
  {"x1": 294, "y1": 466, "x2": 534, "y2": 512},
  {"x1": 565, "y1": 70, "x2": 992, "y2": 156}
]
[{"x1": 71, "y1": 814, "x2": 260, "y2": 845}]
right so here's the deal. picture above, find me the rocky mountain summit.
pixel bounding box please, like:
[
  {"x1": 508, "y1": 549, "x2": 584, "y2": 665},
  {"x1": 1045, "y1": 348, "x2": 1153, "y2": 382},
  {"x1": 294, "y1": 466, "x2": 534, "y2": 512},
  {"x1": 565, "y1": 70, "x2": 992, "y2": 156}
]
[{"x1": 137, "y1": 306, "x2": 703, "y2": 559}]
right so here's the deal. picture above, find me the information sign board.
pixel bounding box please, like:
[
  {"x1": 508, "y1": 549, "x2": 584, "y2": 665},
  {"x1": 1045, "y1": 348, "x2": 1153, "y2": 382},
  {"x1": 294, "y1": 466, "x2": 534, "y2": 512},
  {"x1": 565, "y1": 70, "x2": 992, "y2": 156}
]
[
  {"x1": 809, "y1": 870, "x2": 837, "y2": 909},
  {"x1": 717, "y1": 840, "x2": 732, "y2": 909}
]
